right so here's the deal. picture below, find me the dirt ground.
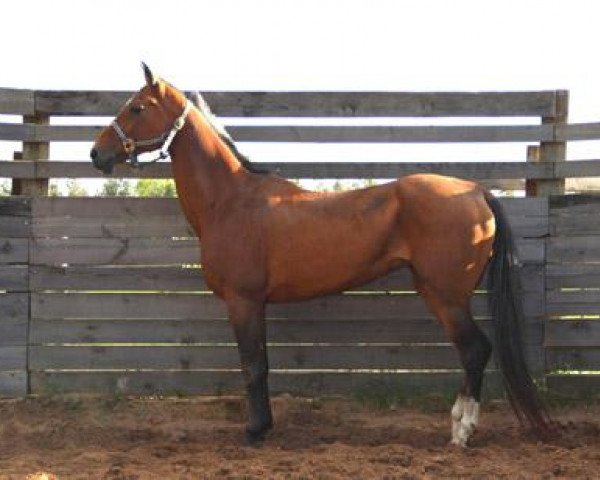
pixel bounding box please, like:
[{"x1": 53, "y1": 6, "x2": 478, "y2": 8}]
[{"x1": 0, "y1": 394, "x2": 598, "y2": 479}]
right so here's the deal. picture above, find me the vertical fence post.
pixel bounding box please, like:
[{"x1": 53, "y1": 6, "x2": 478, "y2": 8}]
[
  {"x1": 534, "y1": 90, "x2": 568, "y2": 196},
  {"x1": 12, "y1": 112, "x2": 49, "y2": 196},
  {"x1": 525, "y1": 145, "x2": 540, "y2": 197}
]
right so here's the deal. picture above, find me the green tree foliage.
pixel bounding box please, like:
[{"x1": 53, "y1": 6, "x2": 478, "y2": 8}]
[
  {"x1": 135, "y1": 179, "x2": 177, "y2": 197},
  {"x1": 99, "y1": 179, "x2": 132, "y2": 197},
  {"x1": 66, "y1": 180, "x2": 87, "y2": 197}
]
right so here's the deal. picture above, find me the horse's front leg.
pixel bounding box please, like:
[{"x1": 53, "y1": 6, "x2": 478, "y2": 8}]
[{"x1": 227, "y1": 295, "x2": 273, "y2": 445}]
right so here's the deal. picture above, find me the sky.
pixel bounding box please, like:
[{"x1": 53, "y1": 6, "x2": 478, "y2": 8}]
[{"x1": 2, "y1": 0, "x2": 600, "y2": 189}]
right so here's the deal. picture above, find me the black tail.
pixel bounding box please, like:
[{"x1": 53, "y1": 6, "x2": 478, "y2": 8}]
[{"x1": 485, "y1": 193, "x2": 552, "y2": 438}]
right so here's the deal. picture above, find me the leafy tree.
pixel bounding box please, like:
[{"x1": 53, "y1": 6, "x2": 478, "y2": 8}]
[
  {"x1": 99, "y1": 179, "x2": 132, "y2": 197},
  {"x1": 135, "y1": 179, "x2": 177, "y2": 197},
  {"x1": 66, "y1": 179, "x2": 87, "y2": 197}
]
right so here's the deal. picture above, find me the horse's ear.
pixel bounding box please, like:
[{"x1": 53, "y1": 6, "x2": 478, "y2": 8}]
[{"x1": 141, "y1": 62, "x2": 158, "y2": 87}]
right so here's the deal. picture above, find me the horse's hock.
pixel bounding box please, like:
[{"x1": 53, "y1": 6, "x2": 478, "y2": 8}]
[{"x1": 0, "y1": 88, "x2": 598, "y2": 398}]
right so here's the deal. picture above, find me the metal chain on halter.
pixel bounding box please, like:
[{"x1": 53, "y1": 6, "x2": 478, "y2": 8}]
[{"x1": 111, "y1": 99, "x2": 193, "y2": 169}]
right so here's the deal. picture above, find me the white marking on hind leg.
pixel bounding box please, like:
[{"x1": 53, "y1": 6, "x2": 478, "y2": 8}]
[
  {"x1": 451, "y1": 396, "x2": 480, "y2": 447},
  {"x1": 450, "y1": 394, "x2": 465, "y2": 445}
]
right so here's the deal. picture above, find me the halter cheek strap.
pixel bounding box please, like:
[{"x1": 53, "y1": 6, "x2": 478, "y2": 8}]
[{"x1": 111, "y1": 99, "x2": 193, "y2": 168}]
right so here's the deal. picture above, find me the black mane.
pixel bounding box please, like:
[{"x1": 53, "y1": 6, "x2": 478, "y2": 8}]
[{"x1": 186, "y1": 92, "x2": 269, "y2": 175}]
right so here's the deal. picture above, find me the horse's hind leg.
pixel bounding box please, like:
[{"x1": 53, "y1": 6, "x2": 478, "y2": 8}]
[{"x1": 416, "y1": 284, "x2": 492, "y2": 447}]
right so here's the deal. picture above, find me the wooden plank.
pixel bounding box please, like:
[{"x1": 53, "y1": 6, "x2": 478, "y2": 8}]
[
  {"x1": 35, "y1": 90, "x2": 558, "y2": 117},
  {"x1": 0, "y1": 88, "x2": 35, "y2": 115},
  {"x1": 0, "y1": 197, "x2": 31, "y2": 217},
  {"x1": 0, "y1": 347, "x2": 27, "y2": 370},
  {"x1": 546, "y1": 348, "x2": 600, "y2": 371},
  {"x1": 0, "y1": 265, "x2": 29, "y2": 292},
  {"x1": 30, "y1": 291, "x2": 543, "y2": 321},
  {"x1": 33, "y1": 196, "x2": 543, "y2": 221},
  {"x1": 0, "y1": 123, "x2": 35, "y2": 142},
  {"x1": 546, "y1": 374, "x2": 600, "y2": 397},
  {"x1": 30, "y1": 236, "x2": 541, "y2": 267},
  {"x1": 30, "y1": 265, "x2": 208, "y2": 292},
  {"x1": 28, "y1": 262, "x2": 543, "y2": 295},
  {"x1": 29, "y1": 317, "x2": 543, "y2": 346},
  {"x1": 29, "y1": 344, "x2": 463, "y2": 370},
  {"x1": 0, "y1": 218, "x2": 31, "y2": 238},
  {"x1": 0, "y1": 371, "x2": 27, "y2": 397},
  {"x1": 31, "y1": 237, "x2": 200, "y2": 266},
  {"x1": 549, "y1": 195, "x2": 600, "y2": 235},
  {"x1": 30, "y1": 196, "x2": 546, "y2": 239},
  {"x1": 0, "y1": 161, "x2": 35, "y2": 179},
  {"x1": 555, "y1": 122, "x2": 600, "y2": 141},
  {"x1": 0, "y1": 160, "x2": 554, "y2": 182},
  {"x1": 29, "y1": 370, "x2": 505, "y2": 397},
  {"x1": 544, "y1": 320, "x2": 600, "y2": 348},
  {"x1": 22, "y1": 124, "x2": 555, "y2": 143},
  {"x1": 547, "y1": 236, "x2": 600, "y2": 263},
  {"x1": 546, "y1": 264, "x2": 600, "y2": 289},
  {"x1": 555, "y1": 159, "x2": 600, "y2": 178},
  {"x1": 0, "y1": 294, "x2": 29, "y2": 347},
  {"x1": 32, "y1": 197, "x2": 194, "y2": 238},
  {"x1": 0, "y1": 239, "x2": 29, "y2": 263}
]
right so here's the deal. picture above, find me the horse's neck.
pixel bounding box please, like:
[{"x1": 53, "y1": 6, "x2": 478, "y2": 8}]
[{"x1": 169, "y1": 110, "x2": 247, "y2": 231}]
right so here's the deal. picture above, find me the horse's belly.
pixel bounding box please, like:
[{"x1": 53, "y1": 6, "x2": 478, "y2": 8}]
[{"x1": 266, "y1": 240, "x2": 406, "y2": 302}]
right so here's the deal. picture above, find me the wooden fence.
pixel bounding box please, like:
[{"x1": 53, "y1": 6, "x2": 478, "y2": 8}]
[{"x1": 0, "y1": 88, "x2": 599, "y2": 398}]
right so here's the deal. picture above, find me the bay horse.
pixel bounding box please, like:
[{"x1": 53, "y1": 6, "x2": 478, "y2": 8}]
[{"x1": 90, "y1": 63, "x2": 552, "y2": 447}]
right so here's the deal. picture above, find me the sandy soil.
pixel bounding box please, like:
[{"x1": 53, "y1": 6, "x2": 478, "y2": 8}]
[{"x1": 0, "y1": 394, "x2": 598, "y2": 479}]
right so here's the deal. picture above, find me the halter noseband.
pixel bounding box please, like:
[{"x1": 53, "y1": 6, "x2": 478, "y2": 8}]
[{"x1": 111, "y1": 99, "x2": 193, "y2": 168}]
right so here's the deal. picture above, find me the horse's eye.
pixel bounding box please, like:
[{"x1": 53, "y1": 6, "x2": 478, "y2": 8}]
[{"x1": 130, "y1": 104, "x2": 145, "y2": 114}]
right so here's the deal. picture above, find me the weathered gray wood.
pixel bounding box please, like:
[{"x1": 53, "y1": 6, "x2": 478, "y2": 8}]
[
  {"x1": 29, "y1": 236, "x2": 542, "y2": 268},
  {"x1": 32, "y1": 197, "x2": 193, "y2": 238},
  {"x1": 0, "y1": 266, "x2": 29, "y2": 292},
  {"x1": 536, "y1": 90, "x2": 568, "y2": 196},
  {"x1": 31, "y1": 237, "x2": 200, "y2": 266},
  {"x1": 0, "y1": 123, "x2": 34, "y2": 142},
  {"x1": 0, "y1": 160, "x2": 560, "y2": 183},
  {"x1": 546, "y1": 374, "x2": 600, "y2": 396},
  {"x1": 30, "y1": 370, "x2": 504, "y2": 397},
  {"x1": 0, "y1": 217, "x2": 31, "y2": 238},
  {"x1": 0, "y1": 197, "x2": 31, "y2": 217},
  {"x1": 30, "y1": 265, "x2": 207, "y2": 292},
  {"x1": 29, "y1": 317, "x2": 543, "y2": 346},
  {"x1": 0, "y1": 239, "x2": 29, "y2": 263},
  {"x1": 555, "y1": 122, "x2": 600, "y2": 141},
  {"x1": 0, "y1": 88, "x2": 35, "y2": 115},
  {"x1": 0, "y1": 347, "x2": 27, "y2": 370},
  {"x1": 0, "y1": 371, "x2": 27, "y2": 397},
  {"x1": 546, "y1": 264, "x2": 600, "y2": 289},
  {"x1": 545, "y1": 320, "x2": 600, "y2": 347},
  {"x1": 29, "y1": 344, "x2": 464, "y2": 370},
  {"x1": 554, "y1": 159, "x2": 600, "y2": 178},
  {"x1": 28, "y1": 262, "x2": 543, "y2": 295},
  {"x1": 547, "y1": 236, "x2": 600, "y2": 263},
  {"x1": 34, "y1": 90, "x2": 559, "y2": 117},
  {"x1": 0, "y1": 294, "x2": 29, "y2": 347},
  {"x1": 546, "y1": 348, "x2": 600, "y2": 371},
  {"x1": 6, "y1": 123, "x2": 554, "y2": 143},
  {"x1": 30, "y1": 291, "x2": 543, "y2": 321}
]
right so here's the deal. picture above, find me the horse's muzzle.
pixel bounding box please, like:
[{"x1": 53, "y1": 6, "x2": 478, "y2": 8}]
[{"x1": 90, "y1": 148, "x2": 115, "y2": 175}]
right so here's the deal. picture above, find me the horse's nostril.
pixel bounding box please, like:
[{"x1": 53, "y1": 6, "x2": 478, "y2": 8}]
[{"x1": 90, "y1": 148, "x2": 98, "y2": 160}]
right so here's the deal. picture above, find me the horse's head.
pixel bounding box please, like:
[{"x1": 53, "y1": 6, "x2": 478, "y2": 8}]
[{"x1": 90, "y1": 63, "x2": 190, "y2": 174}]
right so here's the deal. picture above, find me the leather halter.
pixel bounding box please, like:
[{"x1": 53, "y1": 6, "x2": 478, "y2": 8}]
[{"x1": 111, "y1": 99, "x2": 193, "y2": 168}]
